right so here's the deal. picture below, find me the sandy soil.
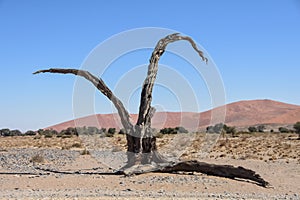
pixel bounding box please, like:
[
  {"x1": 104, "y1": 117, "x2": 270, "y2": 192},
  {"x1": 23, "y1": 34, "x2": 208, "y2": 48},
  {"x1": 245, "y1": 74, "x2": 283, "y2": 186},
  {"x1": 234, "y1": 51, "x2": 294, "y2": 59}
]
[{"x1": 0, "y1": 133, "x2": 299, "y2": 199}]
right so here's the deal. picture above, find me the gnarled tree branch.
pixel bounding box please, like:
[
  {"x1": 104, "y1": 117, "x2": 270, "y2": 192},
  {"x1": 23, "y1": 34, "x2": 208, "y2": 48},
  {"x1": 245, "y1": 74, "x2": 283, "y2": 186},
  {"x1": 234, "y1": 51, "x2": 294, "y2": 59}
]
[
  {"x1": 137, "y1": 33, "x2": 208, "y2": 127},
  {"x1": 33, "y1": 68, "x2": 134, "y2": 132},
  {"x1": 135, "y1": 33, "x2": 208, "y2": 164},
  {"x1": 121, "y1": 160, "x2": 269, "y2": 187}
]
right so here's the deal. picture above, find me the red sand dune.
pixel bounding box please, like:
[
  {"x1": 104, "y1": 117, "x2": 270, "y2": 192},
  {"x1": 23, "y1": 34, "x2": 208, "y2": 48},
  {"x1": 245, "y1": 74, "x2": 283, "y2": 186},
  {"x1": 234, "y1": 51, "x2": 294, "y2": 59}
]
[{"x1": 47, "y1": 99, "x2": 300, "y2": 131}]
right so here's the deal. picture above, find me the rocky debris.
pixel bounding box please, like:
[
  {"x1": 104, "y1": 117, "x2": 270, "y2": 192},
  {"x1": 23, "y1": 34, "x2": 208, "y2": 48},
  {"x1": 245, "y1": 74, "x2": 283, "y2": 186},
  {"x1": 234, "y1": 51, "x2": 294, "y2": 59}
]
[
  {"x1": 0, "y1": 148, "x2": 299, "y2": 199},
  {"x1": 0, "y1": 149, "x2": 79, "y2": 173}
]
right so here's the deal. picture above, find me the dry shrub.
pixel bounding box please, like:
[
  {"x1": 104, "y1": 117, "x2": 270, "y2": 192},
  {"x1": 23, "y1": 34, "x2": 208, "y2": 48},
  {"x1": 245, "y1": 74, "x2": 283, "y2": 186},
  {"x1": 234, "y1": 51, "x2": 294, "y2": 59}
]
[
  {"x1": 30, "y1": 154, "x2": 45, "y2": 163},
  {"x1": 218, "y1": 140, "x2": 226, "y2": 147},
  {"x1": 241, "y1": 136, "x2": 247, "y2": 142},
  {"x1": 71, "y1": 142, "x2": 82, "y2": 148},
  {"x1": 33, "y1": 135, "x2": 41, "y2": 140},
  {"x1": 62, "y1": 135, "x2": 73, "y2": 139},
  {"x1": 80, "y1": 148, "x2": 90, "y2": 155},
  {"x1": 111, "y1": 146, "x2": 123, "y2": 152}
]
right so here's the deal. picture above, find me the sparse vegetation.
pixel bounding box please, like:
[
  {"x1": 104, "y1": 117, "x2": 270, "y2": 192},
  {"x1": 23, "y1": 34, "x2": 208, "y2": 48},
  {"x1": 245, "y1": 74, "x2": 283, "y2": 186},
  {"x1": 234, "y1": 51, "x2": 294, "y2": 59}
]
[
  {"x1": 108, "y1": 128, "x2": 116, "y2": 135},
  {"x1": 223, "y1": 124, "x2": 236, "y2": 135},
  {"x1": 294, "y1": 122, "x2": 300, "y2": 139},
  {"x1": 100, "y1": 128, "x2": 107, "y2": 134},
  {"x1": 0, "y1": 128, "x2": 12, "y2": 136},
  {"x1": 71, "y1": 142, "x2": 83, "y2": 148},
  {"x1": 206, "y1": 123, "x2": 236, "y2": 137},
  {"x1": 0, "y1": 126, "x2": 123, "y2": 139},
  {"x1": 30, "y1": 154, "x2": 45, "y2": 163},
  {"x1": 60, "y1": 127, "x2": 78, "y2": 136},
  {"x1": 257, "y1": 125, "x2": 265, "y2": 133},
  {"x1": 160, "y1": 126, "x2": 189, "y2": 134},
  {"x1": 119, "y1": 128, "x2": 126, "y2": 135},
  {"x1": 248, "y1": 126, "x2": 257, "y2": 133},
  {"x1": 0, "y1": 129, "x2": 23, "y2": 136},
  {"x1": 279, "y1": 127, "x2": 290, "y2": 133},
  {"x1": 80, "y1": 148, "x2": 90, "y2": 155},
  {"x1": 25, "y1": 130, "x2": 36, "y2": 136},
  {"x1": 206, "y1": 123, "x2": 224, "y2": 133}
]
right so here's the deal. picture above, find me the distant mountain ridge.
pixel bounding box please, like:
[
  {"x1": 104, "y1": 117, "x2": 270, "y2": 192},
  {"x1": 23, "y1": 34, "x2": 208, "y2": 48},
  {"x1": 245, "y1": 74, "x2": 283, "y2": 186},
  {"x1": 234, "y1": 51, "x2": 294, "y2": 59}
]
[{"x1": 47, "y1": 99, "x2": 300, "y2": 131}]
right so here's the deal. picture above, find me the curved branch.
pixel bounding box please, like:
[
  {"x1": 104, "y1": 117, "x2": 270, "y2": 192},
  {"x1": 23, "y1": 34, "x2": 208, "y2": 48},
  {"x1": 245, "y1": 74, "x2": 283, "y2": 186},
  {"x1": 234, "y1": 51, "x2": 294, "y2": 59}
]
[
  {"x1": 33, "y1": 68, "x2": 133, "y2": 131},
  {"x1": 136, "y1": 33, "x2": 208, "y2": 126}
]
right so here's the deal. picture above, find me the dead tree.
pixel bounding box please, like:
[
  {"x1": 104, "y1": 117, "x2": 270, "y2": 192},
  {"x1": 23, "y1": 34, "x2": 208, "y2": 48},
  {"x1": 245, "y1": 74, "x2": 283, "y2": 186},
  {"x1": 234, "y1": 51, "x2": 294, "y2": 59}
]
[{"x1": 33, "y1": 33, "x2": 269, "y2": 187}]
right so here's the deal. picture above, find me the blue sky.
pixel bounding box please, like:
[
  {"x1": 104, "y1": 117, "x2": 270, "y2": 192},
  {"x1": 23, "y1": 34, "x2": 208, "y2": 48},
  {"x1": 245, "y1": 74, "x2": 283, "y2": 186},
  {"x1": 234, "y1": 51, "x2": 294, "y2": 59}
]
[{"x1": 0, "y1": 0, "x2": 300, "y2": 131}]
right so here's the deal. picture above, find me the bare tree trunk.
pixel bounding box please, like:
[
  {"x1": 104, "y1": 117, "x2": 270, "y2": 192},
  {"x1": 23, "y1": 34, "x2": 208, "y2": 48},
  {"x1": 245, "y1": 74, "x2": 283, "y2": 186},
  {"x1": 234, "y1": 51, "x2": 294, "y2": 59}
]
[{"x1": 135, "y1": 33, "x2": 208, "y2": 164}]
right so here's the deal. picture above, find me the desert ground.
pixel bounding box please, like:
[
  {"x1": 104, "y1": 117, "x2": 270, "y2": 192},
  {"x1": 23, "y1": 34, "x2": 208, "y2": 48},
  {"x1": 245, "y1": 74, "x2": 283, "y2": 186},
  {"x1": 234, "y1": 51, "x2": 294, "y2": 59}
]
[{"x1": 0, "y1": 133, "x2": 299, "y2": 199}]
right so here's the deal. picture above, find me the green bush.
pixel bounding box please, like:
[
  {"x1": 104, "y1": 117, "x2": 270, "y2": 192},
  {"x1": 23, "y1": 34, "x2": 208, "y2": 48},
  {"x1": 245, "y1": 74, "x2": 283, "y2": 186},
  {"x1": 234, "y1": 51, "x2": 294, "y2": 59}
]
[
  {"x1": 100, "y1": 128, "x2": 107, "y2": 134},
  {"x1": 206, "y1": 123, "x2": 236, "y2": 135},
  {"x1": 37, "y1": 129, "x2": 44, "y2": 135},
  {"x1": 294, "y1": 122, "x2": 300, "y2": 138},
  {"x1": 257, "y1": 125, "x2": 265, "y2": 133},
  {"x1": 2, "y1": 129, "x2": 22, "y2": 136},
  {"x1": 25, "y1": 130, "x2": 36, "y2": 136},
  {"x1": 44, "y1": 133, "x2": 53, "y2": 138},
  {"x1": 58, "y1": 127, "x2": 78, "y2": 137},
  {"x1": 104, "y1": 132, "x2": 114, "y2": 137},
  {"x1": 87, "y1": 126, "x2": 100, "y2": 134},
  {"x1": 160, "y1": 127, "x2": 177, "y2": 134},
  {"x1": 206, "y1": 126, "x2": 214, "y2": 133},
  {"x1": 248, "y1": 126, "x2": 257, "y2": 133},
  {"x1": 108, "y1": 128, "x2": 116, "y2": 135},
  {"x1": 61, "y1": 134, "x2": 73, "y2": 138},
  {"x1": 175, "y1": 126, "x2": 188, "y2": 133},
  {"x1": 213, "y1": 123, "x2": 224, "y2": 133},
  {"x1": 119, "y1": 128, "x2": 126, "y2": 134},
  {"x1": 0, "y1": 128, "x2": 11, "y2": 136},
  {"x1": 206, "y1": 123, "x2": 227, "y2": 134},
  {"x1": 74, "y1": 127, "x2": 87, "y2": 135},
  {"x1": 278, "y1": 127, "x2": 289, "y2": 133},
  {"x1": 43, "y1": 129, "x2": 58, "y2": 138},
  {"x1": 223, "y1": 124, "x2": 236, "y2": 135}
]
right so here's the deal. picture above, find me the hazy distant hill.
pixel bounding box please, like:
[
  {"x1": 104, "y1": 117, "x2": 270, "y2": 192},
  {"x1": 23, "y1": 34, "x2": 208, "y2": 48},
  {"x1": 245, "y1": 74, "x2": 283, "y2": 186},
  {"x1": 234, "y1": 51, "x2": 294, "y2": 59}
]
[{"x1": 47, "y1": 99, "x2": 300, "y2": 131}]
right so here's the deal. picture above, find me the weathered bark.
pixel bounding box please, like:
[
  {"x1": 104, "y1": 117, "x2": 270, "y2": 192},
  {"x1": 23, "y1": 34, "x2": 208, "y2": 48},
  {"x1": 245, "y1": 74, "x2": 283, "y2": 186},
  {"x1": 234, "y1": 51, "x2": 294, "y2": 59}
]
[
  {"x1": 135, "y1": 33, "x2": 208, "y2": 164},
  {"x1": 33, "y1": 160, "x2": 269, "y2": 187},
  {"x1": 33, "y1": 33, "x2": 270, "y2": 187},
  {"x1": 33, "y1": 68, "x2": 134, "y2": 132},
  {"x1": 120, "y1": 160, "x2": 269, "y2": 187},
  {"x1": 33, "y1": 68, "x2": 137, "y2": 166}
]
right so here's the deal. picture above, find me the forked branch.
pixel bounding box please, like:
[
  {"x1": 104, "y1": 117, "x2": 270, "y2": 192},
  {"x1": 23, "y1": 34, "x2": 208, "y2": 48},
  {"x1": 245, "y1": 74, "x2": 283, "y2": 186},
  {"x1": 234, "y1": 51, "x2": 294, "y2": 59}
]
[{"x1": 137, "y1": 33, "x2": 208, "y2": 127}]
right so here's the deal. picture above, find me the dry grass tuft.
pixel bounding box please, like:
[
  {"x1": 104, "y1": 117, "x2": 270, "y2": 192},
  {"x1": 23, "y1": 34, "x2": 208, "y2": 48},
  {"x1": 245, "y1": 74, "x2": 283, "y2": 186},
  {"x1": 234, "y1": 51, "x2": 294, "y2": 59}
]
[
  {"x1": 30, "y1": 154, "x2": 45, "y2": 163},
  {"x1": 80, "y1": 148, "x2": 90, "y2": 155}
]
